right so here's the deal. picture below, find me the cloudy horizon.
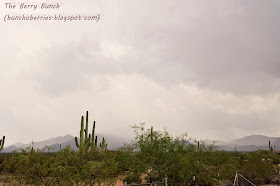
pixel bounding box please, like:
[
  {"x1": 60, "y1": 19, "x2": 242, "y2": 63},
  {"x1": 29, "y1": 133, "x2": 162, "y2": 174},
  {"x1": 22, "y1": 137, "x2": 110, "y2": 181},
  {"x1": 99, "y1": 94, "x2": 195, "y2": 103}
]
[{"x1": 1, "y1": 0, "x2": 280, "y2": 146}]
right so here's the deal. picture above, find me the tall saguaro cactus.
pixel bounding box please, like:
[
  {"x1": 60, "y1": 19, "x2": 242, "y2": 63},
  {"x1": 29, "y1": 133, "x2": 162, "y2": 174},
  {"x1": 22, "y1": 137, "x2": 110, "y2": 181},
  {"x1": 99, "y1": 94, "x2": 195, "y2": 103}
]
[
  {"x1": 75, "y1": 111, "x2": 104, "y2": 154},
  {"x1": 150, "y1": 126, "x2": 153, "y2": 142},
  {"x1": 0, "y1": 136, "x2": 5, "y2": 152}
]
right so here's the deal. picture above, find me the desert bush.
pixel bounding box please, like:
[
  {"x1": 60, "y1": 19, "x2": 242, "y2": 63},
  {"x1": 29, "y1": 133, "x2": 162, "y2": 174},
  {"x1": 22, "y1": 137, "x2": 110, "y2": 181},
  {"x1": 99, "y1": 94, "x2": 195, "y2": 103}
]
[
  {"x1": 120, "y1": 124, "x2": 221, "y2": 184},
  {"x1": 119, "y1": 124, "x2": 279, "y2": 185},
  {"x1": 1, "y1": 146, "x2": 119, "y2": 185}
]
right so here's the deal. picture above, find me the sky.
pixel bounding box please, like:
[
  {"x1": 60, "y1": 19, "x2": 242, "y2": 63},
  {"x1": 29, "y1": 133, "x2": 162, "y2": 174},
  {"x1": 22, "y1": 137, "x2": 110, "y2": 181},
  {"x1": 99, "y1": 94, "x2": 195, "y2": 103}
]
[{"x1": 1, "y1": 0, "x2": 280, "y2": 146}]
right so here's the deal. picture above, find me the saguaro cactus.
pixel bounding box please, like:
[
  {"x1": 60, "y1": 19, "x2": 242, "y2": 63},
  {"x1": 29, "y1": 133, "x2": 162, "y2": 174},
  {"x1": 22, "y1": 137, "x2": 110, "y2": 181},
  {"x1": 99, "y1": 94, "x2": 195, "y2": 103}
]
[
  {"x1": 75, "y1": 111, "x2": 103, "y2": 154},
  {"x1": 0, "y1": 136, "x2": 5, "y2": 152},
  {"x1": 150, "y1": 126, "x2": 153, "y2": 142},
  {"x1": 269, "y1": 141, "x2": 271, "y2": 153}
]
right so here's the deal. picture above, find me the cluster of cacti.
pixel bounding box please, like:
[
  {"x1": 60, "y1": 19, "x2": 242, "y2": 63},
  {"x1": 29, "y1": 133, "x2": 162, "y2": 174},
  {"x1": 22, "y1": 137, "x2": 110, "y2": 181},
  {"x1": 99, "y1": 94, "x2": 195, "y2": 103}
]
[
  {"x1": 75, "y1": 111, "x2": 107, "y2": 154},
  {"x1": 0, "y1": 136, "x2": 5, "y2": 152}
]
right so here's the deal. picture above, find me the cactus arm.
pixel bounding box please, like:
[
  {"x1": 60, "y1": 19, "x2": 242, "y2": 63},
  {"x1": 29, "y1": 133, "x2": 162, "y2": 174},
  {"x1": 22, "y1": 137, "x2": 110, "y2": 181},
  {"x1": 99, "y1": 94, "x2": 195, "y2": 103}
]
[
  {"x1": 100, "y1": 137, "x2": 107, "y2": 151},
  {"x1": 75, "y1": 137, "x2": 80, "y2": 148},
  {"x1": 91, "y1": 121, "x2": 96, "y2": 147},
  {"x1": 80, "y1": 116, "x2": 85, "y2": 153},
  {"x1": 85, "y1": 111, "x2": 89, "y2": 140},
  {"x1": 75, "y1": 116, "x2": 85, "y2": 151},
  {"x1": 0, "y1": 136, "x2": 5, "y2": 152},
  {"x1": 81, "y1": 116, "x2": 84, "y2": 144},
  {"x1": 151, "y1": 126, "x2": 153, "y2": 142},
  {"x1": 95, "y1": 136, "x2": 98, "y2": 148},
  {"x1": 2, "y1": 136, "x2": 4, "y2": 145},
  {"x1": 88, "y1": 134, "x2": 91, "y2": 143}
]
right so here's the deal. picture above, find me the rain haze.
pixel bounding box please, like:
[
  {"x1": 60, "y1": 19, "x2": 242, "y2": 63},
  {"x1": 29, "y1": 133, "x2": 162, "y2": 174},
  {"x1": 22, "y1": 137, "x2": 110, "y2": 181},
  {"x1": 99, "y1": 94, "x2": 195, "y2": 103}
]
[{"x1": 1, "y1": 0, "x2": 280, "y2": 146}]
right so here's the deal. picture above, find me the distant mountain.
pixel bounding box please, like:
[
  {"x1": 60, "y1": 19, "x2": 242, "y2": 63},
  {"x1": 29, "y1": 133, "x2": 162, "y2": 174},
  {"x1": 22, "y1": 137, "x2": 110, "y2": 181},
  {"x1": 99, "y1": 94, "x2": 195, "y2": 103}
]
[
  {"x1": 49, "y1": 138, "x2": 78, "y2": 152},
  {"x1": 1, "y1": 145, "x2": 20, "y2": 153},
  {"x1": 206, "y1": 134, "x2": 280, "y2": 152},
  {"x1": 225, "y1": 135, "x2": 278, "y2": 146},
  {"x1": 2, "y1": 134, "x2": 74, "y2": 152},
  {"x1": 2, "y1": 134, "x2": 130, "y2": 153},
  {"x1": 16, "y1": 134, "x2": 74, "y2": 150}
]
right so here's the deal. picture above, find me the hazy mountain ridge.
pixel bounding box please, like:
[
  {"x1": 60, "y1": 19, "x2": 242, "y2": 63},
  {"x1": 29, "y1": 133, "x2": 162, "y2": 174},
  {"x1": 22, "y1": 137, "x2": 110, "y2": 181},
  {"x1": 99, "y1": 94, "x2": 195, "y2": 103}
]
[
  {"x1": 206, "y1": 135, "x2": 280, "y2": 152},
  {"x1": 224, "y1": 135, "x2": 278, "y2": 146},
  {"x1": 2, "y1": 134, "x2": 280, "y2": 153}
]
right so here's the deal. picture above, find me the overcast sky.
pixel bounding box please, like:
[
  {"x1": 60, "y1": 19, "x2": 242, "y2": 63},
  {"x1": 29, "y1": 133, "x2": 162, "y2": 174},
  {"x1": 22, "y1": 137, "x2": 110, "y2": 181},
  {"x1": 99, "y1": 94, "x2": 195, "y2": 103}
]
[{"x1": 1, "y1": 0, "x2": 280, "y2": 146}]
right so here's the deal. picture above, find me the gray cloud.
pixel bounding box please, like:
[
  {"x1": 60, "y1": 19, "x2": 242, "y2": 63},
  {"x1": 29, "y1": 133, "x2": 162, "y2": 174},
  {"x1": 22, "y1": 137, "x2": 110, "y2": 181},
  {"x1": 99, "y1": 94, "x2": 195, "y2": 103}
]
[
  {"x1": 107, "y1": 1, "x2": 279, "y2": 94},
  {"x1": 29, "y1": 0, "x2": 280, "y2": 96}
]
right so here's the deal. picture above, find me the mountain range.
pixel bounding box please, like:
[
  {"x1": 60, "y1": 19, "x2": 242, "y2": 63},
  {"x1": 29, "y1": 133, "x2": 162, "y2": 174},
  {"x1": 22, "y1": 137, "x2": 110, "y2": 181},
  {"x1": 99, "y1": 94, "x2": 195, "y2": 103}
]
[
  {"x1": 2, "y1": 134, "x2": 279, "y2": 153},
  {"x1": 2, "y1": 134, "x2": 130, "y2": 153}
]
